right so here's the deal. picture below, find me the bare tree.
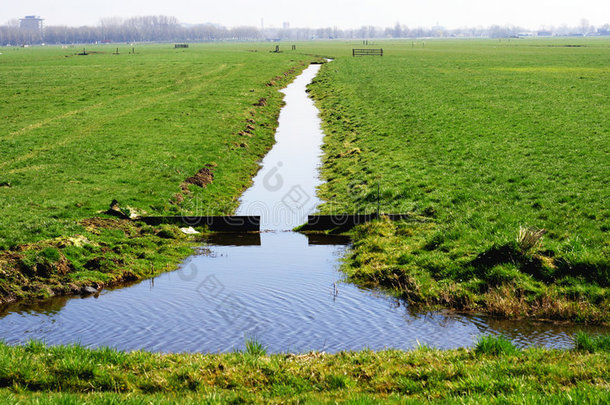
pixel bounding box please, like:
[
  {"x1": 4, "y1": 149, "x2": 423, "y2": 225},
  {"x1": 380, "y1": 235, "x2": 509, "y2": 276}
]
[{"x1": 580, "y1": 18, "x2": 592, "y2": 35}]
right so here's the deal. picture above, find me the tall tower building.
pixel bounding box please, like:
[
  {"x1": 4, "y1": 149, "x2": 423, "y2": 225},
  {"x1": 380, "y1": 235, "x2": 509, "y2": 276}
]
[{"x1": 19, "y1": 16, "x2": 44, "y2": 32}]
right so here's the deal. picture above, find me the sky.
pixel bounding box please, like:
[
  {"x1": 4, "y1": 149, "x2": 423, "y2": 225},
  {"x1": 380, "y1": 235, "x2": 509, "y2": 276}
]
[{"x1": 2, "y1": 0, "x2": 609, "y2": 29}]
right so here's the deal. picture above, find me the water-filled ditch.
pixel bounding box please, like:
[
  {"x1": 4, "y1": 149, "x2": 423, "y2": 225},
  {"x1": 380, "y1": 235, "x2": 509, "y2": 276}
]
[{"x1": 1, "y1": 64, "x2": 605, "y2": 353}]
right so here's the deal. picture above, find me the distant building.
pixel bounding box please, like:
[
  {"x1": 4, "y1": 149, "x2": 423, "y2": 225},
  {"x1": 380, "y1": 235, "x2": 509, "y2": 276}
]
[
  {"x1": 282, "y1": 22, "x2": 290, "y2": 30},
  {"x1": 431, "y1": 25, "x2": 445, "y2": 37},
  {"x1": 537, "y1": 31, "x2": 552, "y2": 37},
  {"x1": 20, "y1": 16, "x2": 43, "y2": 32}
]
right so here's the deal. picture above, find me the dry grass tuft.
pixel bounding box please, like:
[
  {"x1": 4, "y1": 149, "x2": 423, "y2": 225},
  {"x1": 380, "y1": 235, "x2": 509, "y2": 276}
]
[{"x1": 517, "y1": 226, "x2": 547, "y2": 253}]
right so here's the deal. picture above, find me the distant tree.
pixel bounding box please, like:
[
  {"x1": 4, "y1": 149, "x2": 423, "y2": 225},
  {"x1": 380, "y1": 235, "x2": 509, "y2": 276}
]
[
  {"x1": 393, "y1": 22, "x2": 402, "y2": 38},
  {"x1": 1, "y1": 16, "x2": 601, "y2": 45},
  {"x1": 231, "y1": 26, "x2": 260, "y2": 41},
  {"x1": 580, "y1": 18, "x2": 592, "y2": 35}
]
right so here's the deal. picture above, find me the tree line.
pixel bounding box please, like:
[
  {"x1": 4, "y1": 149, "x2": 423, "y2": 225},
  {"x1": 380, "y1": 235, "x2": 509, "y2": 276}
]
[
  {"x1": 1, "y1": 15, "x2": 609, "y2": 45},
  {"x1": 268, "y1": 21, "x2": 610, "y2": 40},
  {"x1": 0, "y1": 16, "x2": 260, "y2": 45}
]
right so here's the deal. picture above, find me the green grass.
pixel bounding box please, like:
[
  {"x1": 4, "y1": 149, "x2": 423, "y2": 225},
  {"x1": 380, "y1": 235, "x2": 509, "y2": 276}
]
[
  {"x1": 1, "y1": 39, "x2": 609, "y2": 403},
  {"x1": 244, "y1": 337, "x2": 267, "y2": 357},
  {"x1": 0, "y1": 336, "x2": 608, "y2": 403},
  {"x1": 0, "y1": 217, "x2": 200, "y2": 303},
  {"x1": 307, "y1": 38, "x2": 610, "y2": 322},
  {"x1": 474, "y1": 335, "x2": 520, "y2": 356},
  {"x1": 0, "y1": 43, "x2": 314, "y2": 248},
  {"x1": 574, "y1": 331, "x2": 610, "y2": 353},
  {"x1": 0, "y1": 43, "x2": 317, "y2": 303}
]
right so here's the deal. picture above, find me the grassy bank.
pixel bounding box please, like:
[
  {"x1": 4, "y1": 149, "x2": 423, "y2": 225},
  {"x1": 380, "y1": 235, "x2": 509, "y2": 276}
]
[
  {"x1": 0, "y1": 334, "x2": 608, "y2": 403},
  {"x1": 0, "y1": 218, "x2": 199, "y2": 303},
  {"x1": 307, "y1": 39, "x2": 610, "y2": 322},
  {"x1": 0, "y1": 43, "x2": 316, "y2": 303}
]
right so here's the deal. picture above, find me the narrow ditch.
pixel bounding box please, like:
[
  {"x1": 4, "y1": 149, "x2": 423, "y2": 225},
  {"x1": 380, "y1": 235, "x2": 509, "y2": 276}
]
[{"x1": 0, "y1": 63, "x2": 605, "y2": 352}]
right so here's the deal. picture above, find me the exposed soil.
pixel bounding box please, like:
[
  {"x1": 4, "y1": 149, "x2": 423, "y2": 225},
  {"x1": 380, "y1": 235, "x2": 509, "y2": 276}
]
[
  {"x1": 171, "y1": 193, "x2": 185, "y2": 204},
  {"x1": 184, "y1": 164, "x2": 215, "y2": 188},
  {"x1": 253, "y1": 97, "x2": 267, "y2": 106},
  {"x1": 170, "y1": 164, "x2": 216, "y2": 205}
]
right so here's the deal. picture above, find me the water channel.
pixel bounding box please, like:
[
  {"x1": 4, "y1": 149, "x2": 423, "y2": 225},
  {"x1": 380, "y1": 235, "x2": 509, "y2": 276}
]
[{"x1": 0, "y1": 63, "x2": 606, "y2": 353}]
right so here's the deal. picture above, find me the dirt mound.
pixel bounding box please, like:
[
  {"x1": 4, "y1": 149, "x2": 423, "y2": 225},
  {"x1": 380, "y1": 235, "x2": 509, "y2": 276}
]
[
  {"x1": 184, "y1": 165, "x2": 215, "y2": 188},
  {"x1": 253, "y1": 97, "x2": 267, "y2": 107},
  {"x1": 171, "y1": 193, "x2": 185, "y2": 204}
]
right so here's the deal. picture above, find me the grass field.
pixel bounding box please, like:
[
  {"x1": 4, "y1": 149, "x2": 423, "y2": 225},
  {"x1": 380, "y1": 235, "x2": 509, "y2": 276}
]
[
  {"x1": 0, "y1": 40, "x2": 608, "y2": 313},
  {"x1": 0, "y1": 335, "x2": 608, "y2": 403},
  {"x1": 1, "y1": 39, "x2": 609, "y2": 313},
  {"x1": 0, "y1": 43, "x2": 314, "y2": 247},
  {"x1": 1, "y1": 39, "x2": 609, "y2": 403},
  {"x1": 307, "y1": 38, "x2": 610, "y2": 322},
  {"x1": 0, "y1": 43, "x2": 316, "y2": 302}
]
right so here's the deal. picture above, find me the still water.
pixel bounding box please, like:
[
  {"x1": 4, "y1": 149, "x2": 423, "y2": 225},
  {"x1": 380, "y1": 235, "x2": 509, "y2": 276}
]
[{"x1": 0, "y1": 64, "x2": 605, "y2": 352}]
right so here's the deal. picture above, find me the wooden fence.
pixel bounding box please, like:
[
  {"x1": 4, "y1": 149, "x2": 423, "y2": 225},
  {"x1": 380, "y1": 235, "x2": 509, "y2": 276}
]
[{"x1": 352, "y1": 48, "x2": 383, "y2": 56}]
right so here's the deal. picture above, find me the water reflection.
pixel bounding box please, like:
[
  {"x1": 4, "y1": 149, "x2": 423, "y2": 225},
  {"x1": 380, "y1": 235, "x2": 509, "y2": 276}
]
[{"x1": 0, "y1": 230, "x2": 605, "y2": 352}]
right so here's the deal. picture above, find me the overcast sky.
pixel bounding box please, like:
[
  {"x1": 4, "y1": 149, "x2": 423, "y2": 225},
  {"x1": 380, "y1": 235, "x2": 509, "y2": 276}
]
[{"x1": 2, "y1": 0, "x2": 609, "y2": 29}]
